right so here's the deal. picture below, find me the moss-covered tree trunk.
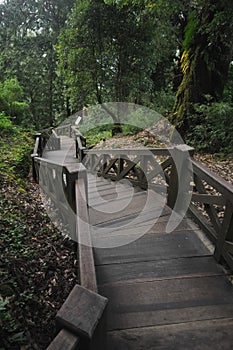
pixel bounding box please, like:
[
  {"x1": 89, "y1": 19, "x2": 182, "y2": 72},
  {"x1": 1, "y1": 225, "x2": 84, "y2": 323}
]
[{"x1": 172, "y1": 0, "x2": 233, "y2": 134}]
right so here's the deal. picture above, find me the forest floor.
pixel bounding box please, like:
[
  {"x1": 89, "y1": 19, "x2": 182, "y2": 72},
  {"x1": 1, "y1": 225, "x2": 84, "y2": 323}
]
[
  {"x1": 0, "y1": 133, "x2": 232, "y2": 350},
  {"x1": 0, "y1": 176, "x2": 78, "y2": 350}
]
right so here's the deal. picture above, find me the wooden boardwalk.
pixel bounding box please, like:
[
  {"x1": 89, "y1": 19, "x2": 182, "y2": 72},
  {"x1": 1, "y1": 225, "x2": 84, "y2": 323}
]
[
  {"x1": 32, "y1": 133, "x2": 233, "y2": 350},
  {"x1": 88, "y1": 176, "x2": 233, "y2": 350}
]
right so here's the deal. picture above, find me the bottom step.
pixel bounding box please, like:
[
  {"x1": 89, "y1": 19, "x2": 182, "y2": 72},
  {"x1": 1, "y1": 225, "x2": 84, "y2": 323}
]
[{"x1": 107, "y1": 318, "x2": 233, "y2": 350}]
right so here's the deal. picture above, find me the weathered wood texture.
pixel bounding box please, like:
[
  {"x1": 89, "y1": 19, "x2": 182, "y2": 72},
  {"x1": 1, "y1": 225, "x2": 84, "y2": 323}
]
[
  {"x1": 96, "y1": 256, "x2": 224, "y2": 286},
  {"x1": 39, "y1": 158, "x2": 104, "y2": 350},
  {"x1": 100, "y1": 275, "x2": 233, "y2": 331},
  {"x1": 190, "y1": 159, "x2": 233, "y2": 270},
  {"x1": 93, "y1": 231, "x2": 209, "y2": 266},
  {"x1": 46, "y1": 329, "x2": 80, "y2": 350},
  {"x1": 107, "y1": 318, "x2": 233, "y2": 350},
  {"x1": 56, "y1": 285, "x2": 108, "y2": 338},
  {"x1": 88, "y1": 175, "x2": 233, "y2": 349},
  {"x1": 76, "y1": 175, "x2": 97, "y2": 292},
  {"x1": 31, "y1": 133, "x2": 233, "y2": 350}
]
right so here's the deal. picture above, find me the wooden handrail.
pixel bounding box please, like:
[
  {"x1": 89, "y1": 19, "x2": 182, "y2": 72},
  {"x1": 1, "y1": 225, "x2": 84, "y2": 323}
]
[
  {"x1": 75, "y1": 172, "x2": 97, "y2": 293},
  {"x1": 36, "y1": 160, "x2": 101, "y2": 350},
  {"x1": 189, "y1": 158, "x2": 233, "y2": 270},
  {"x1": 46, "y1": 329, "x2": 80, "y2": 350},
  {"x1": 191, "y1": 159, "x2": 233, "y2": 203},
  {"x1": 83, "y1": 145, "x2": 233, "y2": 272},
  {"x1": 85, "y1": 147, "x2": 172, "y2": 156}
]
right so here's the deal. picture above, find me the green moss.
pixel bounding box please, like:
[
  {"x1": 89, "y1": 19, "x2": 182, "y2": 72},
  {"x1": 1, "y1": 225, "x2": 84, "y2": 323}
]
[{"x1": 183, "y1": 11, "x2": 199, "y2": 51}]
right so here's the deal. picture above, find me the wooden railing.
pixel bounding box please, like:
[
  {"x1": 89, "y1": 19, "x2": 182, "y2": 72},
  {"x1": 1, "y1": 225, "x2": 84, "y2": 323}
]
[
  {"x1": 55, "y1": 123, "x2": 87, "y2": 161},
  {"x1": 31, "y1": 128, "x2": 233, "y2": 348},
  {"x1": 31, "y1": 128, "x2": 61, "y2": 179},
  {"x1": 82, "y1": 145, "x2": 194, "y2": 211},
  {"x1": 39, "y1": 127, "x2": 61, "y2": 152},
  {"x1": 82, "y1": 145, "x2": 233, "y2": 271},
  {"x1": 190, "y1": 159, "x2": 233, "y2": 270},
  {"x1": 30, "y1": 152, "x2": 107, "y2": 349}
]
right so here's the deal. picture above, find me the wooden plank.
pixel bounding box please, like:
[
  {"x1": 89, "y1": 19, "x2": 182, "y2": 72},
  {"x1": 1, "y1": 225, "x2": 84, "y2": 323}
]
[
  {"x1": 91, "y1": 220, "x2": 198, "y2": 248},
  {"x1": 91, "y1": 213, "x2": 193, "y2": 242},
  {"x1": 89, "y1": 190, "x2": 140, "y2": 207},
  {"x1": 76, "y1": 178, "x2": 97, "y2": 292},
  {"x1": 46, "y1": 329, "x2": 80, "y2": 350},
  {"x1": 56, "y1": 285, "x2": 108, "y2": 339},
  {"x1": 88, "y1": 178, "x2": 136, "y2": 191},
  {"x1": 89, "y1": 190, "x2": 166, "y2": 226},
  {"x1": 89, "y1": 187, "x2": 142, "y2": 206},
  {"x1": 107, "y1": 318, "x2": 233, "y2": 350},
  {"x1": 96, "y1": 256, "x2": 225, "y2": 286},
  {"x1": 94, "y1": 206, "x2": 171, "y2": 229},
  {"x1": 94, "y1": 231, "x2": 210, "y2": 266},
  {"x1": 88, "y1": 182, "x2": 138, "y2": 200},
  {"x1": 88, "y1": 186, "x2": 134, "y2": 199},
  {"x1": 89, "y1": 189, "x2": 147, "y2": 209},
  {"x1": 99, "y1": 275, "x2": 233, "y2": 331},
  {"x1": 192, "y1": 193, "x2": 226, "y2": 206}
]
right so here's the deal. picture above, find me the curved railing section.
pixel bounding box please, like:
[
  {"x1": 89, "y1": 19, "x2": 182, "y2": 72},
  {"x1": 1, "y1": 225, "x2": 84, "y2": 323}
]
[
  {"x1": 82, "y1": 145, "x2": 233, "y2": 271},
  {"x1": 190, "y1": 159, "x2": 233, "y2": 270},
  {"x1": 31, "y1": 140, "x2": 107, "y2": 349}
]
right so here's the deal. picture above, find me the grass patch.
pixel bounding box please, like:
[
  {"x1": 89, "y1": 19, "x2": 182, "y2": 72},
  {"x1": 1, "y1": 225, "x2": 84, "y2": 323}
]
[
  {"x1": 84, "y1": 123, "x2": 143, "y2": 147},
  {"x1": 84, "y1": 124, "x2": 113, "y2": 147}
]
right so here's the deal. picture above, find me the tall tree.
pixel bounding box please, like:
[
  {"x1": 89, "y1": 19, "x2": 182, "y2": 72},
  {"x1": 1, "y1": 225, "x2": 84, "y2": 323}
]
[
  {"x1": 171, "y1": 0, "x2": 233, "y2": 132},
  {"x1": 0, "y1": 0, "x2": 75, "y2": 128},
  {"x1": 58, "y1": 0, "x2": 163, "y2": 112}
]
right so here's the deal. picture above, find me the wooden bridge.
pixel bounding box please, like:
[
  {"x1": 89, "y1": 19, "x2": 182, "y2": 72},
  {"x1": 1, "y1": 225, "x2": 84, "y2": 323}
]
[{"x1": 31, "y1": 125, "x2": 233, "y2": 350}]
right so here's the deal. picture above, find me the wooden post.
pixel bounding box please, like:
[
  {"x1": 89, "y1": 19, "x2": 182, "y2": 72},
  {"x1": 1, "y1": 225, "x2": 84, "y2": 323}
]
[
  {"x1": 167, "y1": 145, "x2": 194, "y2": 210},
  {"x1": 56, "y1": 285, "x2": 108, "y2": 340},
  {"x1": 117, "y1": 156, "x2": 124, "y2": 179},
  {"x1": 214, "y1": 201, "x2": 233, "y2": 262},
  {"x1": 65, "y1": 164, "x2": 87, "y2": 212}
]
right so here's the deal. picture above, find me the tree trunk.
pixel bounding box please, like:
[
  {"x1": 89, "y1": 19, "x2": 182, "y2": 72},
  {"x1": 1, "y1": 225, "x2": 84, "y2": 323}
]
[{"x1": 171, "y1": 0, "x2": 233, "y2": 135}]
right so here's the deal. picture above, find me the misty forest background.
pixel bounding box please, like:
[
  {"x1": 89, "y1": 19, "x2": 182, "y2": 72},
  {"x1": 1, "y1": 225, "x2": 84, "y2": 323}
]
[{"x1": 0, "y1": 0, "x2": 233, "y2": 154}]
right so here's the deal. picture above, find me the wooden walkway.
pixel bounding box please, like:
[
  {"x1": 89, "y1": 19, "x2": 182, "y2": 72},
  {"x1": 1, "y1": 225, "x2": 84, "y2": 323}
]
[
  {"x1": 88, "y1": 176, "x2": 233, "y2": 350},
  {"x1": 32, "y1": 133, "x2": 233, "y2": 350}
]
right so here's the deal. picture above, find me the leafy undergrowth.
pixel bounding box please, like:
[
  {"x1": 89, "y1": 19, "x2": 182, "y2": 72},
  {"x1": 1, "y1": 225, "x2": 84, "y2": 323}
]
[
  {"x1": 0, "y1": 178, "x2": 77, "y2": 349},
  {"x1": 0, "y1": 116, "x2": 77, "y2": 349}
]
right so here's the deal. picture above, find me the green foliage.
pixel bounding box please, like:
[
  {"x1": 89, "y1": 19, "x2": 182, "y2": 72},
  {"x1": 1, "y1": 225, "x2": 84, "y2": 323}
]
[
  {"x1": 122, "y1": 124, "x2": 142, "y2": 136},
  {"x1": 0, "y1": 0, "x2": 75, "y2": 128},
  {"x1": 0, "y1": 78, "x2": 30, "y2": 125},
  {"x1": 85, "y1": 123, "x2": 142, "y2": 145},
  {"x1": 224, "y1": 62, "x2": 233, "y2": 103},
  {"x1": 183, "y1": 11, "x2": 198, "y2": 50},
  {"x1": 186, "y1": 102, "x2": 233, "y2": 154},
  {"x1": 0, "y1": 297, "x2": 26, "y2": 349},
  {"x1": 58, "y1": 0, "x2": 181, "y2": 112},
  {"x1": 85, "y1": 125, "x2": 113, "y2": 147},
  {"x1": 0, "y1": 115, "x2": 33, "y2": 181},
  {"x1": 0, "y1": 113, "x2": 15, "y2": 136},
  {"x1": 152, "y1": 88, "x2": 176, "y2": 115}
]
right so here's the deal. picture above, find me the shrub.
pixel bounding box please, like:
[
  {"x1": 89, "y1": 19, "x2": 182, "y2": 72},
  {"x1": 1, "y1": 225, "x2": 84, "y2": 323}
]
[
  {"x1": 186, "y1": 102, "x2": 233, "y2": 154},
  {"x1": 0, "y1": 113, "x2": 15, "y2": 137}
]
